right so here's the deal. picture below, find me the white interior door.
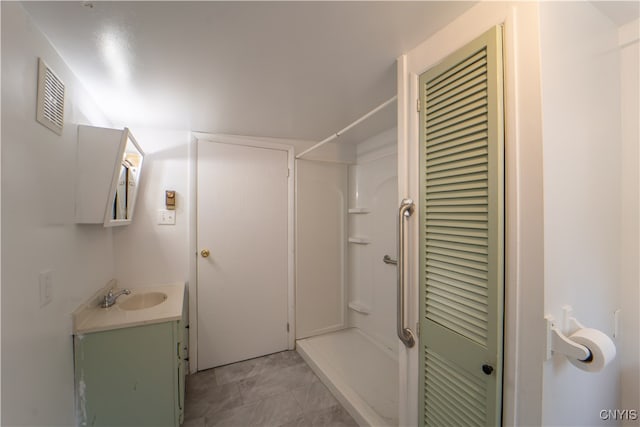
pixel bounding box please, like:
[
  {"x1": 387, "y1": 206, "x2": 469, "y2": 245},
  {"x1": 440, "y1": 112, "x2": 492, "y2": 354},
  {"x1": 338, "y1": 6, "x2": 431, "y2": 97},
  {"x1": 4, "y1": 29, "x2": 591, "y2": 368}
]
[{"x1": 197, "y1": 140, "x2": 289, "y2": 369}]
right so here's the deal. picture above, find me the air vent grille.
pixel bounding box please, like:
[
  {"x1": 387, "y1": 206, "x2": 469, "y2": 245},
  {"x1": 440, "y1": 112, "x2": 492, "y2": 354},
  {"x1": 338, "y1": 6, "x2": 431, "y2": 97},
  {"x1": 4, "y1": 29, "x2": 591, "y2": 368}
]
[{"x1": 37, "y1": 58, "x2": 65, "y2": 135}]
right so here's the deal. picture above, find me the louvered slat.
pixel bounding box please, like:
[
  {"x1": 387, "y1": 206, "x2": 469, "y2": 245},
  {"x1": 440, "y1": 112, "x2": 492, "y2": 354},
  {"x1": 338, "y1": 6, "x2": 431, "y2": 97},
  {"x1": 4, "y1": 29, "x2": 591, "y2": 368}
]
[
  {"x1": 426, "y1": 226, "x2": 488, "y2": 239},
  {"x1": 37, "y1": 58, "x2": 65, "y2": 135},
  {"x1": 426, "y1": 156, "x2": 488, "y2": 175},
  {"x1": 428, "y1": 370, "x2": 485, "y2": 416},
  {"x1": 427, "y1": 275, "x2": 486, "y2": 310},
  {"x1": 428, "y1": 245, "x2": 488, "y2": 264},
  {"x1": 424, "y1": 44, "x2": 490, "y2": 348},
  {"x1": 428, "y1": 70, "x2": 487, "y2": 107},
  {"x1": 426, "y1": 190, "x2": 488, "y2": 202},
  {"x1": 426, "y1": 135, "x2": 488, "y2": 160},
  {"x1": 424, "y1": 348, "x2": 486, "y2": 426},
  {"x1": 426, "y1": 273, "x2": 488, "y2": 298},
  {"x1": 427, "y1": 141, "x2": 488, "y2": 162},
  {"x1": 427, "y1": 86, "x2": 488, "y2": 125},
  {"x1": 428, "y1": 72, "x2": 487, "y2": 110},
  {"x1": 427, "y1": 307, "x2": 487, "y2": 344},
  {"x1": 426, "y1": 49, "x2": 486, "y2": 92},
  {"x1": 425, "y1": 195, "x2": 487, "y2": 206},
  {"x1": 427, "y1": 97, "x2": 488, "y2": 129},
  {"x1": 426, "y1": 90, "x2": 487, "y2": 124},
  {"x1": 427, "y1": 252, "x2": 488, "y2": 272},
  {"x1": 44, "y1": 70, "x2": 65, "y2": 127},
  {"x1": 427, "y1": 293, "x2": 487, "y2": 323},
  {"x1": 426, "y1": 121, "x2": 487, "y2": 147},
  {"x1": 426, "y1": 232, "x2": 487, "y2": 248},
  {"x1": 425, "y1": 220, "x2": 487, "y2": 231},
  {"x1": 427, "y1": 110, "x2": 487, "y2": 138}
]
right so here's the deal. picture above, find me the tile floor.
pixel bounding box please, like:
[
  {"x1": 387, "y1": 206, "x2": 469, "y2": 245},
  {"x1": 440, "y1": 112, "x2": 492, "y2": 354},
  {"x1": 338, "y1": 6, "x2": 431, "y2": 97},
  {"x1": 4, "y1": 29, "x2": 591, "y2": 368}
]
[{"x1": 183, "y1": 350, "x2": 359, "y2": 427}]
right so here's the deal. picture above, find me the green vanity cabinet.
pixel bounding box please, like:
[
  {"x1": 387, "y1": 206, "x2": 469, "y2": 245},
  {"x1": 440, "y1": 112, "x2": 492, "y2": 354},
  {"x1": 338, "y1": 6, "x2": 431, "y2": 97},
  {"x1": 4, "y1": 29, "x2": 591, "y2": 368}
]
[{"x1": 74, "y1": 316, "x2": 186, "y2": 427}]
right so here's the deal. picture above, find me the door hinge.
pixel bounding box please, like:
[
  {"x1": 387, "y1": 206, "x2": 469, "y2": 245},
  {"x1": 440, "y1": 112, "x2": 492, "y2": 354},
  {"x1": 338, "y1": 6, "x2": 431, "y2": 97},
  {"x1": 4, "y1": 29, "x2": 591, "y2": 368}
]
[
  {"x1": 417, "y1": 97, "x2": 421, "y2": 112},
  {"x1": 286, "y1": 323, "x2": 290, "y2": 332}
]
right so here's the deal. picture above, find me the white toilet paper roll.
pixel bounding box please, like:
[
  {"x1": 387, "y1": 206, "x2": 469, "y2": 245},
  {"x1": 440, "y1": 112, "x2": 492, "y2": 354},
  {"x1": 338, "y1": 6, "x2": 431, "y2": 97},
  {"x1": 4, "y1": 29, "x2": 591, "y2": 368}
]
[{"x1": 568, "y1": 328, "x2": 616, "y2": 373}]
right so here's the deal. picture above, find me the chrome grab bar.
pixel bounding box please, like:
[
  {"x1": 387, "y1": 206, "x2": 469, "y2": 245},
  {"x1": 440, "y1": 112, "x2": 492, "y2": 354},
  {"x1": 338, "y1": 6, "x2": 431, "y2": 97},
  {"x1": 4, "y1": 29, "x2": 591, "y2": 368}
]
[
  {"x1": 383, "y1": 255, "x2": 398, "y2": 265},
  {"x1": 397, "y1": 199, "x2": 416, "y2": 348}
]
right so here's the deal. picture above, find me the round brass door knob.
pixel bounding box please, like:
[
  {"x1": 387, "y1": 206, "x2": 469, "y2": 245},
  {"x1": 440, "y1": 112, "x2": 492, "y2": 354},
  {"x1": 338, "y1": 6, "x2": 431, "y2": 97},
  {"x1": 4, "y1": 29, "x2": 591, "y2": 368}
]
[{"x1": 200, "y1": 249, "x2": 210, "y2": 258}]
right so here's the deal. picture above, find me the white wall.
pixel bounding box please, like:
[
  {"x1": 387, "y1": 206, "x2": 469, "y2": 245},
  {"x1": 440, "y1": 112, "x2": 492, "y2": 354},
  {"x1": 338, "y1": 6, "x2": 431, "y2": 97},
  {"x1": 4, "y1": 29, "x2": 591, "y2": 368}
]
[
  {"x1": 195, "y1": 133, "x2": 356, "y2": 164},
  {"x1": 113, "y1": 128, "x2": 191, "y2": 287},
  {"x1": 1, "y1": 3, "x2": 115, "y2": 425},
  {"x1": 347, "y1": 128, "x2": 398, "y2": 352},
  {"x1": 114, "y1": 127, "x2": 355, "y2": 287},
  {"x1": 539, "y1": 3, "x2": 633, "y2": 425},
  {"x1": 618, "y1": 18, "x2": 639, "y2": 425}
]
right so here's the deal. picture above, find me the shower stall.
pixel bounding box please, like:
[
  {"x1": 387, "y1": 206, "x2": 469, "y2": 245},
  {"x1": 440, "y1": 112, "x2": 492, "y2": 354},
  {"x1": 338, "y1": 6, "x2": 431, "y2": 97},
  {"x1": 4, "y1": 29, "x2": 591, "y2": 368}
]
[{"x1": 295, "y1": 126, "x2": 401, "y2": 426}]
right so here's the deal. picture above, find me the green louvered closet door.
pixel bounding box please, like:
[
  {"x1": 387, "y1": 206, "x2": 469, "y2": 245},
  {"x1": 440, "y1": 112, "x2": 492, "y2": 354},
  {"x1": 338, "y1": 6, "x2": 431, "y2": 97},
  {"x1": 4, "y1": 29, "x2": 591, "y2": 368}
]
[{"x1": 418, "y1": 26, "x2": 504, "y2": 426}]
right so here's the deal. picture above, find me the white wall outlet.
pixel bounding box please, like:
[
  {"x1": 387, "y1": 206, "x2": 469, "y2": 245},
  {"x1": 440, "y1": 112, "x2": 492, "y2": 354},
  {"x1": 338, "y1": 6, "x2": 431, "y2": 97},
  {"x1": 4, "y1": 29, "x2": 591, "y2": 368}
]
[
  {"x1": 157, "y1": 209, "x2": 176, "y2": 225},
  {"x1": 39, "y1": 269, "x2": 53, "y2": 307}
]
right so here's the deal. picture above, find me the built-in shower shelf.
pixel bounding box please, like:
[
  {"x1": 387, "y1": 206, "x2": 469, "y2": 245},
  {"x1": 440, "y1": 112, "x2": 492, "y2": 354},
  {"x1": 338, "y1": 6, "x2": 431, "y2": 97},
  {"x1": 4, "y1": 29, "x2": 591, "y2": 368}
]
[
  {"x1": 348, "y1": 208, "x2": 370, "y2": 214},
  {"x1": 348, "y1": 301, "x2": 371, "y2": 314},
  {"x1": 348, "y1": 237, "x2": 371, "y2": 245}
]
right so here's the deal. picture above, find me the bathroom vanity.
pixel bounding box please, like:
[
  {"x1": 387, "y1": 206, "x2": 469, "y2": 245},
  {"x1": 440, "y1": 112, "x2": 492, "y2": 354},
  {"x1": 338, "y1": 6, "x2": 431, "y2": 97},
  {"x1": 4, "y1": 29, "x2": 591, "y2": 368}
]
[{"x1": 73, "y1": 283, "x2": 186, "y2": 427}]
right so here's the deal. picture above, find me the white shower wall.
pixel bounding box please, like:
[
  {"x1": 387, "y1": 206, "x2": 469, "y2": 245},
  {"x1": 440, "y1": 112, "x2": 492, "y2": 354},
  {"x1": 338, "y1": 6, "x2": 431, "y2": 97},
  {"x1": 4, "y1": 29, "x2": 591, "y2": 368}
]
[
  {"x1": 347, "y1": 128, "x2": 398, "y2": 352},
  {"x1": 295, "y1": 127, "x2": 400, "y2": 427},
  {"x1": 295, "y1": 159, "x2": 348, "y2": 339}
]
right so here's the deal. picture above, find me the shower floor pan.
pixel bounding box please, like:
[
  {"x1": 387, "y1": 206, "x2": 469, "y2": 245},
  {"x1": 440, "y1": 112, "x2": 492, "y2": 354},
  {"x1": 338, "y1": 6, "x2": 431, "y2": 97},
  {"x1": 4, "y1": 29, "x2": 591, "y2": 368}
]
[{"x1": 297, "y1": 328, "x2": 398, "y2": 427}]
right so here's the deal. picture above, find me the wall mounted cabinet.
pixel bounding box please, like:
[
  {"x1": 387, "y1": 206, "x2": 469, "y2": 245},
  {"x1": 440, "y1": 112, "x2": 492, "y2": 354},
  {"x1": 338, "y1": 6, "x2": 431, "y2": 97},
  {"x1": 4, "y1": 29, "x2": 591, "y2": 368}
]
[{"x1": 75, "y1": 125, "x2": 144, "y2": 226}]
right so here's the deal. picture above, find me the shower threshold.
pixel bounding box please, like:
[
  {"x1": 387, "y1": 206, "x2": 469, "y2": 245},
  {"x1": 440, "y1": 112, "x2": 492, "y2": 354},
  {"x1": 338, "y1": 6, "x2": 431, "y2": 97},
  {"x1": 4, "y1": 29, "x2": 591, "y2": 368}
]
[{"x1": 296, "y1": 328, "x2": 398, "y2": 427}]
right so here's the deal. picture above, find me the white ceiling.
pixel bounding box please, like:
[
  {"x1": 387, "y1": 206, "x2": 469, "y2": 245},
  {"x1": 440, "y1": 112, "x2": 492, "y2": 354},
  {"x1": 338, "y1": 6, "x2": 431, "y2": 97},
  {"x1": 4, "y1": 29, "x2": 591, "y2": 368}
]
[
  {"x1": 22, "y1": 1, "x2": 475, "y2": 143},
  {"x1": 591, "y1": 1, "x2": 640, "y2": 26}
]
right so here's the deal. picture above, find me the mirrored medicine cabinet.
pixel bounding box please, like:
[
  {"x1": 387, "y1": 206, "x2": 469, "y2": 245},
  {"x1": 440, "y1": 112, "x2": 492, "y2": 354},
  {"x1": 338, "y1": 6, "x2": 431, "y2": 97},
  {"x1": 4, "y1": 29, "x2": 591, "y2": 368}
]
[{"x1": 75, "y1": 125, "x2": 145, "y2": 227}]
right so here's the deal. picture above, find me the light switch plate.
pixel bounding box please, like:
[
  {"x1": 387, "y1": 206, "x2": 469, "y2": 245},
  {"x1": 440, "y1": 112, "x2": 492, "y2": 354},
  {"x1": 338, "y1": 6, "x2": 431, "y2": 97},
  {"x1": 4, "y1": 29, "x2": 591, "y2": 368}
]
[
  {"x1": 157, "y1": 209, "x2": 176, "y2": 225},
  {"x1": 39, "y1": 270, "x2": 53, "y2": 307}
]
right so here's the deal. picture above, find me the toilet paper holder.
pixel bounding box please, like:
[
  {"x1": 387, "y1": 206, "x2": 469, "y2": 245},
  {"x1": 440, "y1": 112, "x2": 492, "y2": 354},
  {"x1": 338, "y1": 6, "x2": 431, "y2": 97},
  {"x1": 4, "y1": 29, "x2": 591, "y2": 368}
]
[{"x1": 545, "y1": 305, "x2": 592, "y2": 361}]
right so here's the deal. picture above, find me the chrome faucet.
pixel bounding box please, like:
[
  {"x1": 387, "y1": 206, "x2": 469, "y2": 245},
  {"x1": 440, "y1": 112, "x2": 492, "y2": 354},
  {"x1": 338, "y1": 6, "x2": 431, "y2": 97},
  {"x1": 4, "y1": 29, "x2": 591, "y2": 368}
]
[{"x1": 101, "y1": 288, "x2": 131, "y2": 308}]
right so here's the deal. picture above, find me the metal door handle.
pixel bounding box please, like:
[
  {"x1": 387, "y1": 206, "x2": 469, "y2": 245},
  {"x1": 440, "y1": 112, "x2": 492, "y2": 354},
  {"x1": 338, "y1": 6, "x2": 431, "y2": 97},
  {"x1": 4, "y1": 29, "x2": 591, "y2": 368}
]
[
  {"x1": 200, "y1": 249, "x2": 210, "y2": 258},
  {"x1": 397, "y1": 199, "x2": 416, "y2": 348}
]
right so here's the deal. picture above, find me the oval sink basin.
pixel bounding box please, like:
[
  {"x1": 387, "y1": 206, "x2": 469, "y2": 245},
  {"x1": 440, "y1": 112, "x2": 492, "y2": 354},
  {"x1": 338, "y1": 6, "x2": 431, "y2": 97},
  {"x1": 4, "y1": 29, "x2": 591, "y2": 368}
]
[{"x1": 118, "y1": 292, "x2": 168, "y2": 311}]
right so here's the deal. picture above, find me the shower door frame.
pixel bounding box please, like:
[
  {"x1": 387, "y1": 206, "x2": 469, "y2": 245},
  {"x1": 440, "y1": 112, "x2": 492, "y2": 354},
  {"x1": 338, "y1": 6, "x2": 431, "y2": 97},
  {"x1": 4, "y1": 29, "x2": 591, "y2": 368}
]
[{"x1": 188, "y1": 133, "x2": 296, "y2": 373}]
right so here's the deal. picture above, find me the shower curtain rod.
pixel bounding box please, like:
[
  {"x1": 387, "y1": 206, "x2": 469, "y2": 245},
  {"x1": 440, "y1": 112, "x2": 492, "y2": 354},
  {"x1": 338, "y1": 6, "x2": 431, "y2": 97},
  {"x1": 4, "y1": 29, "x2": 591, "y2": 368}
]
[{"x1": 296, "y1": 95, "x2": 398, "y2": 159}]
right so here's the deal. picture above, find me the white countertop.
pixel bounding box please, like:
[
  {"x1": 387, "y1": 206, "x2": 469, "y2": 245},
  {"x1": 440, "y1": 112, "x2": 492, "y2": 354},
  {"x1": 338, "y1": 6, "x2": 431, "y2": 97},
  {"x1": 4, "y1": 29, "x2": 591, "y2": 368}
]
[{"x1": 73, "y1": 282, "x2": 185, "y2": 335}]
